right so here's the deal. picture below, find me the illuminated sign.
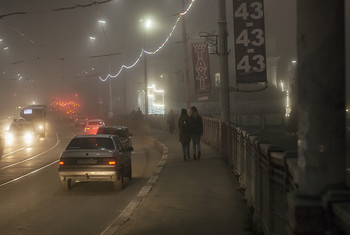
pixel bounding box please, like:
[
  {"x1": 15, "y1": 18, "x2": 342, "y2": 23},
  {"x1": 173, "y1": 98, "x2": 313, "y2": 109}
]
[
  {"x1": 192, "y1": 39, "x2": 211, "y2": 93},
  {"x1": 24, "y1": 109, "x2": 32, "y2": 114}
]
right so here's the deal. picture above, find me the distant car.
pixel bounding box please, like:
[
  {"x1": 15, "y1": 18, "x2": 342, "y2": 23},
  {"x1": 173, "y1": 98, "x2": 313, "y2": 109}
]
[
  {"x1": 75, "y1": 115, "x2": 88, "y2": 127},
  {"x1": 84, "y1": 119, "x2": 105, "y2": 134},
  {"x1": 58, "y1": 134, "x2": 133, "y2": 191},
  {"x1": 6, "y1": 119, "x2": 37, "y2": 145},
  {"x1": 97, "y1": 126, "x2": 132, "y2": 149}
]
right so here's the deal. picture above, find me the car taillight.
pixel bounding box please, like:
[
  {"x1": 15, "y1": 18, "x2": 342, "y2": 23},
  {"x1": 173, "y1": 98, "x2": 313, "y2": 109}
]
[
  {"x1": 108, "y1": 161, "x2": 116, "y2": 165},
  {"x1": 59, "y1": 161, "x2": 64, "y2": 165}
]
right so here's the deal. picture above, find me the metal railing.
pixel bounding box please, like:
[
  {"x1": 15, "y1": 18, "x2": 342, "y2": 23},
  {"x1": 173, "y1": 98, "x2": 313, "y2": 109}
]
[
  {"x1": 202, "y1": 117, "x2": 295, "y2": 234},
  {"x1": 146, "y1": 115, "x2": 349, "y2": 234}
]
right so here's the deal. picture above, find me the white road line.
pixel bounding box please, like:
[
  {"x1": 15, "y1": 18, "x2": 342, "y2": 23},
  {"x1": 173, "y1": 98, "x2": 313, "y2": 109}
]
[
  {"x1": 101, "y1": 140, "x2": 168, "y2": 235},
  {"x1": 0, "y1": 160, "x2": 59, "y2": 187},
  {"x1": 2, "y1": 145, "x2": 30, "y2": 157},
  {"x1": 0, "y1": 132, "x2": 60, "y2": 171}
]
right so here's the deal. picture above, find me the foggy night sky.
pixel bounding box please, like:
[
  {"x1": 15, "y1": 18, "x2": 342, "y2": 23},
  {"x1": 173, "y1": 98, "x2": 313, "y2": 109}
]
[{"x1": 0, "y1": 0, "x2": 348, "y2": 115}]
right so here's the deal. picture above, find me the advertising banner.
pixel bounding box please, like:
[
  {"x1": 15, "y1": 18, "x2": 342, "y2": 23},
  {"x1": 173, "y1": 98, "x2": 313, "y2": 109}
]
[
  {"x1": 192, "y1": 40, "x2": 211, "y2": 93},
  {"x1": 233, "y1": 0, "x2": 267, "y2": 83}
]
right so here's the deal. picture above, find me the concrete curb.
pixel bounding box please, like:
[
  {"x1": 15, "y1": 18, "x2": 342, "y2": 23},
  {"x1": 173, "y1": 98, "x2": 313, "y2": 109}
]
[{"x1": 100, "y1": 139, "x2": 167, "y2": 235}]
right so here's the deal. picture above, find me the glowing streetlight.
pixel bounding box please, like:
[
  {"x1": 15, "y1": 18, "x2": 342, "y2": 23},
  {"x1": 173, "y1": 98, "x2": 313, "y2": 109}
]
[
  {"x1": 140, "y1": 18, "x2": 153, "y2": 115},
  {"x1": 145, "y1": 19, "x2": 152, "y2": 29},
  {"x1": 292, "y1": 60, "x2": 297, "y2": 64},
  {"x1": 98, "y1": 20, "x2": 106, "y2": 24},
  {"x1": 90, "y1": 36, "x2": 96, "y2": 40}
]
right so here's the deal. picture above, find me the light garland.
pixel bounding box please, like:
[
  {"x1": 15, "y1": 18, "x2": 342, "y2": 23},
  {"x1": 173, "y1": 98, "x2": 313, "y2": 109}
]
[{"x1": 99, "y1": 0, "x2": 195, "y2": 82}]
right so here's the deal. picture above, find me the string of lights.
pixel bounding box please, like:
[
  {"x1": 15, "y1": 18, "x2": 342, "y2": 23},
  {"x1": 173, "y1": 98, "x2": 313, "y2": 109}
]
[
  {"x1": 99, "y1": 0, "x2": 195, "y2": 82},
  {"x1": 0, "y1": 0, "x2": 113, "y2": 19}
]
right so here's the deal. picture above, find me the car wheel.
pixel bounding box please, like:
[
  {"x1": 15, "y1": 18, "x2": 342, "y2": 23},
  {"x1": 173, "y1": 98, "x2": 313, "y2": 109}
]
[
  {"x1": 61, "y1": 179, "x2": 71, "y2": 191},
  {"x1": 114, "y1": 169, "x2": 124, "y2": 191}
]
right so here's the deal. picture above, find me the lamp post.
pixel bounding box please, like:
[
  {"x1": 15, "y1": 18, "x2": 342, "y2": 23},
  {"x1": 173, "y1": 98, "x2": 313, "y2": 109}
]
[
  {"x1": 143, "y1": 34, "x2": 148, "y2": 115},
  {"x1": 140, "y1": 18, "x2": 152, "y2": 115}
]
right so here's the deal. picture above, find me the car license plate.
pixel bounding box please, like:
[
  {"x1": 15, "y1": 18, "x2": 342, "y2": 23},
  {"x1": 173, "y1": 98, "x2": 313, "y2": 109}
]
[{"x1": 77, "y1": 158, "x2": 97, "y2": 164}]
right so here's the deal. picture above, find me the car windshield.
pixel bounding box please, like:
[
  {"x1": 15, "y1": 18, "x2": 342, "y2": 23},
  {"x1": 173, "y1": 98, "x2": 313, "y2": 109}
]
[
  {"x1": 87, "y1": 121, "x2": 103, "y2": 126},
  {"x1": 66, "y1": 137, "x2": 115, "y2": 150},
  {"x1": 10, "y1": 122, "x2": 34, "y2": 132},
  {"x1": 97, "y1": 128, "x2": 127, "y2": 137}
]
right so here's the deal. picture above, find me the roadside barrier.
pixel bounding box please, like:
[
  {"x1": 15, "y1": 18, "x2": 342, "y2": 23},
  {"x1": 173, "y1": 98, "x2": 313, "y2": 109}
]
[{"x1": 146, "y1": 115, "x2": 349, "y2": 234}]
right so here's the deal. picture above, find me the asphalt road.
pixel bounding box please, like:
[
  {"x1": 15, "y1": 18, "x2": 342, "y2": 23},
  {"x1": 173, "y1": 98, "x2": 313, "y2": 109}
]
[{"x1": 0, "y1": 117, "x2": 161, "y2": 235}]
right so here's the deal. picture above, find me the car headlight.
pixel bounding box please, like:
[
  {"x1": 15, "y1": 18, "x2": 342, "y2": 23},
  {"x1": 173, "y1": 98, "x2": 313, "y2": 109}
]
[
  {"x1": 38, "y1": 125, "x2": 43, "y2": 130},
  {"x1": 24, "y1": 132, "x2": 34, "y2": 144},
  {"x1": 6, "y1": 133, "x2": 14, "y2": 145}
]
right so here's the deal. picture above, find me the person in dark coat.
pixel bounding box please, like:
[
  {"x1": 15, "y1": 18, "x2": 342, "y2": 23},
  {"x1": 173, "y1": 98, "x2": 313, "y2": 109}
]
[
  {"x1": 167, "y1": 109, "x2": 175, "y2": 134},
  {"x1": 135, "y1": 107, "x2": 142, "y2": 119},
  {"x1": 189, "y1": 106, "x2": 203, "y2": 160},
  {"x1": 178, "y1": 108, "x2": 192, "y2": 161}
]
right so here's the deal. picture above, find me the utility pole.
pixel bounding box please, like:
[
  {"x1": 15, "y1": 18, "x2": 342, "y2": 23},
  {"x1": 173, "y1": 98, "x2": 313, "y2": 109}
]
[
  {"x1": 123, "y1": 71, "x2": 127, "y2": 114},
  {"x1": 108, "y1": 62, "x2": 114, "y2": 119},
  {"x1": 218, "y1": 0, "x2": 230, "y2": 123},
  {"x1": 182, "y1": 0, "x2": 191, "y2": 110},
  {"x1": 143, "y1": 34, "x2": 149, "y2": 115},
  {"x1": 218, "y1": 0, "x2": 231, "y2": 162}
]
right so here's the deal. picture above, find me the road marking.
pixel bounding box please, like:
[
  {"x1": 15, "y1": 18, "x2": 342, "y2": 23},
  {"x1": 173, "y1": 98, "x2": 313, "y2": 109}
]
[
  {"x1": 2, "y1": 145, "x2": 30, "y2": 157},
  {"x1": 0, "y1": 132, "x2": 60, "y2": 171},
  {"x1": 0, "y1": 160, "x2": 59, "y2": 187},
  {"x1": 147, "y1": 175, "x2": 159, "y2": 185},
  {"x1": 137, "y1": 185, "x2": 152, "y2": 197},
  {"x1": 101, "y1": 139, "x2": 168, "y2": 235},
  {"x1": 161, "y1": 154, "x2": 168, "y2": 160},
  {"x1": 0, "y1": 132, "x2": 61, "y2": 187}
]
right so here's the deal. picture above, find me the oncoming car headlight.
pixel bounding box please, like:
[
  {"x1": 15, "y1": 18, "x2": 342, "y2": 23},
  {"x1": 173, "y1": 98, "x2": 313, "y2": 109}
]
[
  {"x1": 6, "y1": 133, "x2": 14, "y2": 145},
  {"x1": 38, "y1": 125, "x2": 43, "y2": 130},
  {"x1": 24, "y1": 132, "x2": 34, "y2": 144}
]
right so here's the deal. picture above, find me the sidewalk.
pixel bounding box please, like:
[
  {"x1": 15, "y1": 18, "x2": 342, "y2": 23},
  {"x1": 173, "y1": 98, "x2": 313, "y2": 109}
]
[{"x1": 115, "y1": 128, "x2": 252, "y2": 235}]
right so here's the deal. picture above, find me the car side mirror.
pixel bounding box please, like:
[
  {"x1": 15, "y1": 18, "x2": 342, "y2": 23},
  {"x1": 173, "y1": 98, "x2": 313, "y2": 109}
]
[{"x1": 126, "y1": 146, "x2": 134, "y2": 152}]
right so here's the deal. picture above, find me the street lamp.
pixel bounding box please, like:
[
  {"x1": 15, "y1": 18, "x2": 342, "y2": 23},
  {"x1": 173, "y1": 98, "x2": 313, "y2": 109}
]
[{"x1": 140, "y1": 18, "x2": 152, "y2": 115}]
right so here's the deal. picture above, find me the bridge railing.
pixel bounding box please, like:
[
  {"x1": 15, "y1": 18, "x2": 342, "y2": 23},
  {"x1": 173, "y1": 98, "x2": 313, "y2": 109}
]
[
  {"x1": 202, "y1": 117, "x2": 297, "y2": 234},
  {"x1": 145, "y1": 115, "x2": 349, "y2": 234}
]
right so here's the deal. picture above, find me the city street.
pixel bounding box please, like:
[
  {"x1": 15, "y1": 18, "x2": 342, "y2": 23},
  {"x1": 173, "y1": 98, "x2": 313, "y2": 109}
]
[{"x1": 0, "y1": 118, "x2": 161, "y2": 235}]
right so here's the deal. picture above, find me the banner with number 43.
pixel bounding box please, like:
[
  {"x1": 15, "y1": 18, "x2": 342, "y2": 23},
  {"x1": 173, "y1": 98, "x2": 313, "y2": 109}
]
[{"x1": 233, "y1": 0, "x2": 267, "y2": 83}]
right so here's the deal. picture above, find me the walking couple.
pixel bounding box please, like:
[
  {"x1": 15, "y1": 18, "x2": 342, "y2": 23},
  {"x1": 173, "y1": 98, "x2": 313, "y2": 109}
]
[{"x1": 178, "y1": 106, "x2": 203, "y2": 161}]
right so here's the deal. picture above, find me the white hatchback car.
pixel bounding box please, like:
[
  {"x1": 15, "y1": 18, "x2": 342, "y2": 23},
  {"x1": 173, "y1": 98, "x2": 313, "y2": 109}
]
[{"x1": 84, "y1": 119, "x2": 105, "y2": 135}]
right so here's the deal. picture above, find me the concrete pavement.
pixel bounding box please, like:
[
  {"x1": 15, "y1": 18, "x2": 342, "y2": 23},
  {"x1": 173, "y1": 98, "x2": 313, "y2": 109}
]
[{"x1": 105, "y1": 128, "x2": 252, "y2": 235}]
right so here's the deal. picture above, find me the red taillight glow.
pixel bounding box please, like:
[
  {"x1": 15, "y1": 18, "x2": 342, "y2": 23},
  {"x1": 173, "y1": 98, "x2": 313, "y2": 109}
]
[
  {"x1": 108, "y1": 161, "x2": 116, "y2": 165},
  {"x1": 59, "y1": 161, "x2": 64, "y2": 165}
]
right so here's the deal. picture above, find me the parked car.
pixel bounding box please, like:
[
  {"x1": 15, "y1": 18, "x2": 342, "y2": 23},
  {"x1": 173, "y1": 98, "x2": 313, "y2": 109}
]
[
  {"x1": 84, "y1": 119, "x2": 105, "y2": 134},
  {"x1": 75, "y1": 115, "x2": 88, "y2": 127},
  {"x1": 58, "y1": 134, "x2": 133, "y2": 191},
  {"x1": 97, "y1": 126, "x2": 132, "y2": 149}
]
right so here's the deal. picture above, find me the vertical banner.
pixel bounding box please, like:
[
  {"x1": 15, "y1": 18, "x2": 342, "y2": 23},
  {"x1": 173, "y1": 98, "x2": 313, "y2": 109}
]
[
  {"x1": 233, "y1": 0, "x2": 267, "y2": 83},
  {"x1": 192, "y1": 39, "x2": 211, "y2": 93}
]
